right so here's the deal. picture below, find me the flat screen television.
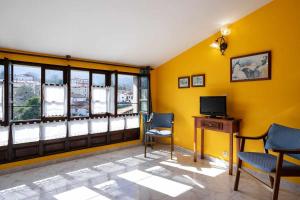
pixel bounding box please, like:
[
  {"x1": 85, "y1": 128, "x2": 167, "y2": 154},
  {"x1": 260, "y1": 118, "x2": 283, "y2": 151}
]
[{"x1": 200, "y1": 96, "x2": 227, "y2": 117}]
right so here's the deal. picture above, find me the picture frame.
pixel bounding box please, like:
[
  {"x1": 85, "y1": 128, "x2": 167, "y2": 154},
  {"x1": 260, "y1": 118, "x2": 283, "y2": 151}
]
[
  {"x1": 191, "y1": 74, "x2": 205, "y2": 87},
  {"x1": 230, "y1": 51, "x2": 271, "y2": 82},
  {"x1": 178, "y1": 76, "x2": 190, "y2": 88}
]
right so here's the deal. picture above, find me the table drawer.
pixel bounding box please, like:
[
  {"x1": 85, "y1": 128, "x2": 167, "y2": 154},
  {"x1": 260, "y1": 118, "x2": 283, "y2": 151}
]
[{"x1": 201, "y1": 120, "x2": 223, "y2": 130}]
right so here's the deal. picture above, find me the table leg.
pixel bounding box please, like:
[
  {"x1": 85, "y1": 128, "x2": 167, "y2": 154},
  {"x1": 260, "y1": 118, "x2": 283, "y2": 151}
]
[
  {"x1": 236, "y1": 132, "x2": 240, "y2": 169},
  {"x1": 193, "y1": 119, "x2": 198, "y2": 162},
  {"x1": 200, "y1": 128, "x2": 204, "y2": 159},
  {"x1": 229, "y1": 132, "x2": 233, "y2": 175}
]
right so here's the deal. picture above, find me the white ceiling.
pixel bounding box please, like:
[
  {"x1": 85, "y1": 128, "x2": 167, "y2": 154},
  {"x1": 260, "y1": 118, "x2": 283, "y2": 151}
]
[{"x1": 0, "y1": 0, "x2": 271, "y2": 67}]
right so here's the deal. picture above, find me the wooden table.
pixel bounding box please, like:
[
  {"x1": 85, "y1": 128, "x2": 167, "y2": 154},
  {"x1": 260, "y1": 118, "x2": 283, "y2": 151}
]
[{"x1": 193, "y1": 116, "x2": 240, "y2": 175}]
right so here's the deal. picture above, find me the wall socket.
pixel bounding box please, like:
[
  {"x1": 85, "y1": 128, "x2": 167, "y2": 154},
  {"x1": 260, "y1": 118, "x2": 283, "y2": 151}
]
[{"x1": 222, "y1": 151, "x2": 228, "y2": 157}]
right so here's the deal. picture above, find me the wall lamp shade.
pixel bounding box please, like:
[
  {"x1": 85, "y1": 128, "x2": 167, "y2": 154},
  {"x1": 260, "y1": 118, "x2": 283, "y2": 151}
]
[
  {"x1": 220, "y1": 26, "x2": 231, "y2": 36},
  {"x1": 210, "y1": 41, "x2": 219, "y2": 49},
  {"x1": 210, "y1": 26, "x2": 230, "y2": 55}
]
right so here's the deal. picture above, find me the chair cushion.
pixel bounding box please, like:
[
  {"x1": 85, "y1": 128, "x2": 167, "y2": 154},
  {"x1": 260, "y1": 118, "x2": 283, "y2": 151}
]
[
  {"x1": 146, "y1": 129, "x2": 172, "y2": 136},
  {"x1": 265, "y1": 123, "x2": 300, "y2": 160},
  {"x1": 238, "y1": 152, "x2": 300, "y2": 173},
  {"x1": 151, "y1": 113, "x2": 174, "y2": 128}
]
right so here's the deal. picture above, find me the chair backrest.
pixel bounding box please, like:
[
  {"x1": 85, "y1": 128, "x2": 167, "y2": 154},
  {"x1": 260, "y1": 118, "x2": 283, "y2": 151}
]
[
  {"x1": 150, "y1": 112, "x2": 174, "y2": 129},
  {"x1": 265, "y1": 123, "x2": 300, "y2": 160}
]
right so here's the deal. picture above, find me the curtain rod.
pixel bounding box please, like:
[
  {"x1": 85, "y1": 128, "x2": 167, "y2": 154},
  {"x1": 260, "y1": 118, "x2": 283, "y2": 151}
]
[{"x1": 0, "y1": 48, "x2": 149, "y2": 69}]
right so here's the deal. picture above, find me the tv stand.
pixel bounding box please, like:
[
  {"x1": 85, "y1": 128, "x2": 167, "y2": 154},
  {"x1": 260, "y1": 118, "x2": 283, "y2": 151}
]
[{"x1": 192, "y1": 116, "x2": 241, "y2": 175}]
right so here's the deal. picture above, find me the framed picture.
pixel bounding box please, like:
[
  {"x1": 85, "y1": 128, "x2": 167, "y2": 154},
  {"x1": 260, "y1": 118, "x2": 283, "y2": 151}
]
[
  {"x1": 178, "y1": 76, "x2": 190, "y2": 88},
  {"x1": 191, "y1": 74, "x2": 205, "y2": 87},
  {"x1": 230, "y1": 51, "x2": 271, "y2": 82}
]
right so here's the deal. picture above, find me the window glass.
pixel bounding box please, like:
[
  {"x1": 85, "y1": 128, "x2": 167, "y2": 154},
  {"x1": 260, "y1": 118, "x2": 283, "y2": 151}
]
[
  {"x1": 108, "y1": 73, "x2": 115, "y2": 114},
  {"x1": 0, "y1": 65, "x2": 4, "y2": 80},
  {"x1": 117, "y1": 74, "x2": 138, "y2": 114},
  {"x1": 12, "y1": 64, "x2": 41, "y2": 121},
  {"x1": 43, "y1": 85, "x2": 67, "y2": 117},
  {"x1": 45, "y1": 69, "x2": 63, "y2": 85},
  {"x1": 140, "y1": 76, "x2": 149, "y2": 113},
  {"x1": 70, "y1": 70, "x2": 89, "y2": 117},
  {"x1": 92, "y1": 73, "x2": 105, "y2": 86},
  {"x1": 0, "y1": 65, "x2": 4, "y2": 120}
]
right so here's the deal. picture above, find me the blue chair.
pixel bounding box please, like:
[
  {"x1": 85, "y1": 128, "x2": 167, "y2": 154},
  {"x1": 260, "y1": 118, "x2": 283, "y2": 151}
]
[
  {"x1": 234, "y1": 123, "x2": 300, "y2": 200},
  {"x1": 144, "y1": 112, "x2": 174, "y2": 159}
]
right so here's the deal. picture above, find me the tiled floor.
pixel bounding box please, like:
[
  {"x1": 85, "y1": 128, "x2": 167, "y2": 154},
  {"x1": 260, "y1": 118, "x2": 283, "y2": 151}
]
[{"x1": 0, "y1": 145, "x2": 299, "y2": 200}]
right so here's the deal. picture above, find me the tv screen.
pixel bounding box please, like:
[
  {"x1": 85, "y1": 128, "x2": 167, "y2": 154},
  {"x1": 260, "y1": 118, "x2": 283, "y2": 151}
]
[{"x1": 200, "y1": 96, "x2": 227, "y2": 117}]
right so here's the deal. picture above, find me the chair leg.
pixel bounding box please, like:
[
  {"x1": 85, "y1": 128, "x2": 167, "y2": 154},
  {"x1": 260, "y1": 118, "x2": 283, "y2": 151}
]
[
  {"x1": 272, "y1": 173, "x2": 281, "y2": 200},
  {"x1": 144, "y1": 135, "x2": 147, "y2": 158},
  {"x1": 272, "y1": 153, "x2": 283, "y2": 200},
  {"x1": 150, "y1": 136, "x2": 154, "y2": 149},
  {"x1": 269, "y1": 176, "x2": 274, "y2": 189},
  {"x1": 171, "y1": 135, "x2": 174, "y2": 159},
  {"x1": 234, "y1": 158, "x2": 243, "y2": 191}
]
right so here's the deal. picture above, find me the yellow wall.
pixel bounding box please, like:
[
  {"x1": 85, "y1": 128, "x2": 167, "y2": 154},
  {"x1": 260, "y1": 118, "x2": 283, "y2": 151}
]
[
  {"x1": 153, "y1": 0, "x2": 300, "y2": 182},
  {"x1": 0, "y1": 49, "x2": 143, "y2": 170}
]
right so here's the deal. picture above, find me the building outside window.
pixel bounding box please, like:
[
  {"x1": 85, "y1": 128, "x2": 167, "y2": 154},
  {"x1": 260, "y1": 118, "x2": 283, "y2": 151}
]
[
  {"x1": 12, "y1": 64, "x2": 41, "y2": 121},
  {"x1": 70, "y1": 70, "x2": 90, "y2": 117},
  {"x1": 117, "y1": 74, "x2": 138, "y2": 114}
]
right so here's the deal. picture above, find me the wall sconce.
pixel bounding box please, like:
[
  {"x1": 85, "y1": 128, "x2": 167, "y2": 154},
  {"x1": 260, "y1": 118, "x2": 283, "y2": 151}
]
[{"x1": 210, "y1": 26, "x2": 231, "y2": 55}]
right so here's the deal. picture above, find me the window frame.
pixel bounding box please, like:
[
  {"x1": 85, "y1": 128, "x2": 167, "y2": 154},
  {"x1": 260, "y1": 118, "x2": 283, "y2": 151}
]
[
  {"x1": 139, "y1": 75, "x2": 150, "y2": 114},
  {"x1": 0, "y1": 58, "x2": 146, "y2": 163},
  {"x1": 0, "y1": 60, "x2": 8, "y2": 125},
  {"x1": 69, "y1": 67, "x2": 91, "y2": 119},
  {"x1": 116, "y1": 72, "x2": 140, "y2": 116},
  {"x1": 42, "y1": 65, "x2": 68, "y2": 122},
  {"x1": 90, "y1": 70, "x2": 109, "y2": 118},
  {"x1": 5, "y1": 60, "x2": 144, "y2": 122},
  {"x1": 10, "y1": 61, "x2": 42, "y2": 123}
]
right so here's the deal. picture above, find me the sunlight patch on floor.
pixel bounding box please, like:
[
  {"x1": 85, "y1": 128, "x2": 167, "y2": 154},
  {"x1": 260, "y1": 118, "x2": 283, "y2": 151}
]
[
  {"x1": 0, "y1": 184, "x2": 38, "y2": 199},
  {"x1": 118, "y1": 169, "x2": 192, "y2": 197},
  {"x1": 160, "y1": 160, "x2": 226, "y2": 177},
  {"x1": 182, "y1": 175, "x2": 205, "y2": 189},
  {"x1": 66, "y1": 168, "x2": 102, "y2": 181},
  {"x1": 54, "y1": 186, "x2": 110, "y2": 200},
  {"x1": 33, "y1": 175, "x2": 70, "y2": 191}
]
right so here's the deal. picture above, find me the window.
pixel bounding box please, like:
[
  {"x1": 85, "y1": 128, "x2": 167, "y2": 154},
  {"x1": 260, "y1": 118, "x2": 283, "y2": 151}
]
[
  {"x1": 0, "y1": 126, "x2": 9, "y2": 146},
  {"x1": 41, "y1": 121, "x2": 67, "y2": 140},
  {"x1": 0, "y1": 65, "x2": 4, "y2": 121},
  {"x1": 108, "y1": 73, "x2": 116, "y2": 114},
  {"x1": 91, "y1": 73, "x2": 107, "y2": 115},
  {"x1": 12, "y1": 64, "x2": 41, "y2": 121},
  {"x1": 70, "y1": 70, "x2": 90, "y2": 117},
  {"x1": 117, "y1": 74, "x2": 138, "y2": 114},
  {"x1": 43, "y1": 85, "x2": 67, "y2": 117},
  {"x1": 12, "y1": 123, "x2": 40, "y2": 144},
  {"x1": 68, "y1": 119, "x2": 89, "y2": 136},
  {"x1": 45, "y1": 69, "x2": 64, "y2": 85},
  {"x1": 89, "y1": 117, "x2": 108, "y2": 134},
  {"x1": 109, "y1": 117, "x2": 125, "y2": 131},
  {"x1": 125, "y1": 115, "x2": 139, "y2": 129},
  {"x1": 43, "y1": 69, "x2": 67, "y2": 117},
  {"x1": 140, "y1": 76, "x2": 149, "y2": 113},
  {"x1": 92, "y1": 74, "x2": 105, "y2": 87}
]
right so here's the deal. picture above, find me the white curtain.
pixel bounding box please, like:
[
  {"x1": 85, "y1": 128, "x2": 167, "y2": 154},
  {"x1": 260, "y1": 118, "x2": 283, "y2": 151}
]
[
  {"x1": 68, "y1": 120, "x2": 89, "y2": 137},
  {"x1": 109, "y1": 117, "x2": 125, "y2": 131},
  {"x1": 0, "y1": 82, "x2": 4, "y2": 121},
  {"x1": 89, "y1": 118, "x2": 108, "y2": 134},
  {"x1": 0, "y1": 126, "x2": 9, "y2": 146},
  {"x1": 126, "y1": 115, "x2": 140, "y2": 129},
  {"x1": 12, "y1": 123, "x2": 40, "y2": 144},
  {"x1": 108, "y1": 86, "x2": 115, "y2": 114},
  {"x1": 91, "y1": 87, "x2": 107, "y2": 114},
  {"x1": 43, "y1": 85, "x2": 67, "y2": 117},
  {"x1": 41, "y1": 121, "x2": 67, "y2": 140}
]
